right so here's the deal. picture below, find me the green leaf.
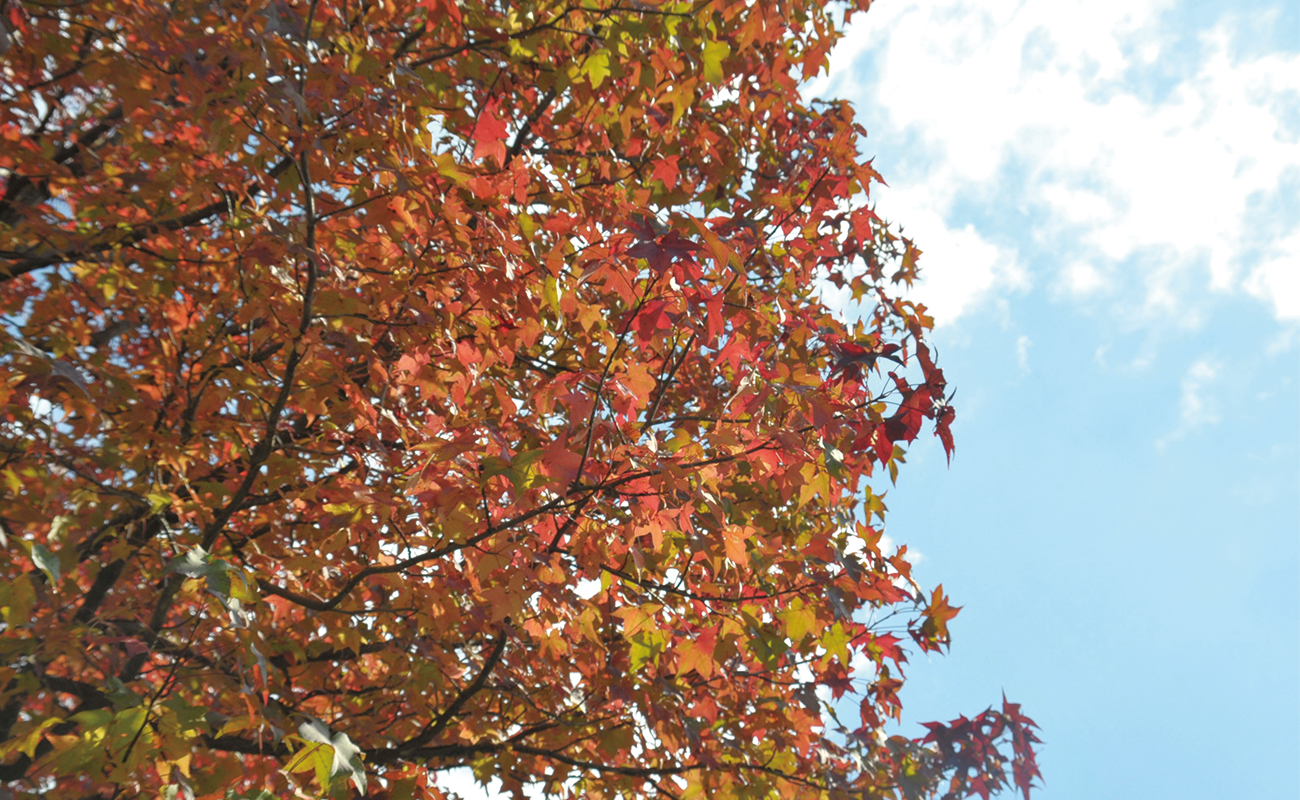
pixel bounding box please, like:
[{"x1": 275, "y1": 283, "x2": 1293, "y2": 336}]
[
  {"x1": 483, "y1": 450, "x2": 547, "y2": 490},
  {"x1": 820, "y1": 622, "x2": 851, "y2": 666},
  {"x1": 780, "y1": 599, "x2": 817, "y2": 643},
  {"x1": 205, "y1": 568, "x2": 231, "y2": 599},
  {"x1": 749, "y1": 627, "x2": 789, "y2": 668},
  {"x1": 543, "y1": 275, "x2": 562, "y2": 317},
  {"x1": 583, "y1": 50, "x2": 611, "y2": 87},
  {"x1": 70, "y1": 708, "x2": 114, "y2": 730},
  {"x1": 31, "y1": 543, "x2": 60, "y2": 584},
  {"x1": 702, "y1": 40, "x2": 731, "y2": 84},
  {"x1": 108, "y1": 705, "x2": 149, "y2": 749},
  {"x1": 628, "y1": 629, "x2": 667, "y2": 673},
  {"x1": 165, "y1": 545, "x2": 233, "y2": 600},
  {"x1": 102, "y1": 676, "x2": 141, "y2": 710},
  {"x1": 0, "y1": 573, "x2": 35, "y2": 627},
  {"x1": 283, "y1": 739, "x2": 333, "y2": 789},
  {"x1": 161, "y1": 695, "x2": 210, "y2": 733},
  {"x1": 295, "y1": 716, "x2": 367, "y2": 794},
  {"x1": 166, "y1": 546, "x2": 212, "y2": 578},
  {"x1": 822, "y1": 441, "x2": 845, "y2": 478},
  {"x1": 504, "y1": 449, "x2": 545, "y2": 489},
  {"x1": 2, "y1": 717, "x2": 59, "y2": 759}
]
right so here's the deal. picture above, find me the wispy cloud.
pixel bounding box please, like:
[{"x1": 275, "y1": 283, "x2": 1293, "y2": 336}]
[
  {"x1": 869, "y1": 187, "x2": 1028, "y2": 325},
  {"x1": 818, "y1": 0, "x2": 1300, "y2": 326},
  {"x1": 1059, "y1": 260, "x2": 1107, "y2": 297},
  {"x1": 1244, "y1": 227, "x2": 1300, "y2": 320},
  {"x1": 1016, "y1": 335, "x2": 1032, "y2": 372},
  {"x1": 1156, "y1": 356, "x2": 1222, "y2": 447}
]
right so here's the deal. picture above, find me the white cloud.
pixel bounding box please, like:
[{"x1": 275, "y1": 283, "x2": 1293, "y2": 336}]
[
  {"x1": 878, "y1": 532, "x2": 923, "y2": 567},
  {"x1": 1016, "y1": 335, "x2": 1032, "y2": 371},
  {"x1": 1244, "y1": 228, "x2": 1300, "y2": 320},
  {"x1": 1179, "y1": 358, "x2": 1220, "y2": 426},
  {"x1": 819, "y1": 0, "x2": 1300, "y2": 327},
  {"x1": 874, "y1": 184, "x2": 1026, "y2": 325},
  {"x1": 1061, "y1": 260, "x2": 1108, "y2": 296},
  {"x1": 1265, "y1": 326, "x2": 1297, "y2": 356},
  {"x1": 1156, "y1": 356, "x2": 1222, "y2": 447}
]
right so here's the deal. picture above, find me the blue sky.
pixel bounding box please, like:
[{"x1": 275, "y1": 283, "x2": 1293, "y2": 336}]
[{"x1": 810, "y1": 0, "x2": 1299, "y2": 798}]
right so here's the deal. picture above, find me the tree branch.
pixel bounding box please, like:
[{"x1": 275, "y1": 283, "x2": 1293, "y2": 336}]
[
  {"x1": 398, "y1": 632, "x2": 507, "y2": 754},
  {"x1": 0, "y1": 157, "x2": 294, "y2": 284}
]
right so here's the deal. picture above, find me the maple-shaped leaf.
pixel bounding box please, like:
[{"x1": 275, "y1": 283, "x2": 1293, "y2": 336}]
[
  {"x1": 627, "y1": 221, "x2": 701, "y2": 274},
  {"x1": 650, "y1": 155, "x2": 681, "y2": 189},
  {"x1": 820, "y1": 660, "x2": 855, "y2": 700},
  {"x1": 916, "y1": 584, "x2": 961, "y2": 652},
  {"x1": 472, "y1": 98, "x2": 510, "y2": 164},
  {"x1": 827, "y1": 336, "x2": 902, "y2": 382},
  {"x1": 677, "y1": 626, "x2": 718, "y2": 678},
  {"x1": 296, "y1": 716, "x2": 367, "y2": 794},
  {"x1": 883, "y1": 384, "x2": 931, "y2": 444}
]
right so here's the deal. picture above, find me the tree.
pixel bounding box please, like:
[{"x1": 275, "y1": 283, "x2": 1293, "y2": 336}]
[{"x1": 0, "y1": 1, "x2": 1041, "y2": 799}]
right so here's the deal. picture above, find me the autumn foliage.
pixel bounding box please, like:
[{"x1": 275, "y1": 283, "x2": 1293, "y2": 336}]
[{"x1": 0, "y1": 1, "x2": 1040, "y2": 799}]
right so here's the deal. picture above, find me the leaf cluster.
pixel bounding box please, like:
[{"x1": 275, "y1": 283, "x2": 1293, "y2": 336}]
[{"x1": 0, "y1": 2, "x2": 1039, "y2": 800}]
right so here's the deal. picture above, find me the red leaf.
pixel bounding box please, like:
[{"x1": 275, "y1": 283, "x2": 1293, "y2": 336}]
[
  {"x1": 651, "y1": 155, "x2": 680, "y2": 189},
  {"x1": 935, "y1": 403, "x2": 956, "y2": 463},
  {"x1": 820, "y1": 661, "x2": 854, "y2": 700},
  {"x1": 472, "y1": 98, "x2": 509, "y2": 164}
]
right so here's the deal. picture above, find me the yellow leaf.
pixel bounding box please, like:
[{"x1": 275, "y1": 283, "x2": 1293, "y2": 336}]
[
  {"x1": 781, "y1": 599, "x2": 818, "y2": 643},
  {"x1": 702, "y1": 40, "x2": 731, "y2": 84},
  {"x1": 215, "y1": 716, "x2": 252, "y2": 739},
  {"x1": 543, "y1": 275, "x2": 562, "y2": 316},
  {"x1": 722, "y1": 525, "x2": 751, "y2": 568},
  {"x1": 614, "y1": 604, "x2": 662, "y2": 640},
  {"x1": 283, "y1": 740, "x2": 332, "y2": 775},
  {"x1": 628, "y1": 629, "x2": 667, "y2": 672},
  {"x1": 575, "y1": 606, "x2": 602, "y2": 644},
  {"x1": 820, "y1": 622, "x2": 851, "y2": 666},
  {"x1": 1, "y1": 574, "x2": 35, "y2": 627},
  {"x1": 584, "y1": 50, "x2": 611, "y2": 87},
  {"x1": 0, "y1": 717, "x2": 60, "y2": 759},
  {"x1": 70, "y1": 708, "x2": 113, "y2": 731},
  {"x1": 676, "y1": 634, "x2": 716, "y2": 678}
]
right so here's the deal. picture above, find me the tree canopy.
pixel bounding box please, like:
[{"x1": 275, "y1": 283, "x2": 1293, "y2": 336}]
[{"x1": 0, "y1": 1, "x2": 1040, "y2": 799}]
